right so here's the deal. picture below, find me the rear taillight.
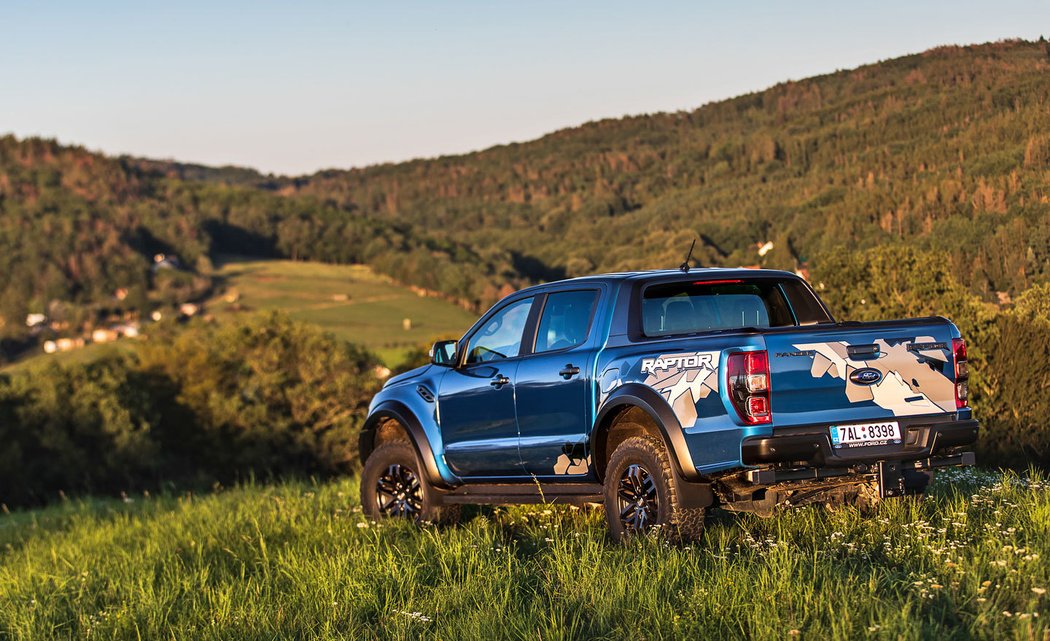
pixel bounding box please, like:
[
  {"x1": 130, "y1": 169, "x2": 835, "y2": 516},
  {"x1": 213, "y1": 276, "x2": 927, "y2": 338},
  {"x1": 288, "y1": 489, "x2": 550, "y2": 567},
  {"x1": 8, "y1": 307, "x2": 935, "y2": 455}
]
[
  {"x1": 727, "y1": 350, "x2": 771, "y2": 424},
  {"x1": 953, "y1": 338, "x2": 969, "y2": 409}
]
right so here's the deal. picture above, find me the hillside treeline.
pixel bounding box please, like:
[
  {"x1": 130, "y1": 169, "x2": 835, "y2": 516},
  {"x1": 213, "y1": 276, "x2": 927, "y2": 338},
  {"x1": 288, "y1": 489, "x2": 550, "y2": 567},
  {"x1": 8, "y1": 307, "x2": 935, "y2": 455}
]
[
  {"x1": 292, "y1": 41, "x2": 1050, "y2": 302},
  {"x1": 0, "y1": 314, "x2": 381, "y2": 506}
]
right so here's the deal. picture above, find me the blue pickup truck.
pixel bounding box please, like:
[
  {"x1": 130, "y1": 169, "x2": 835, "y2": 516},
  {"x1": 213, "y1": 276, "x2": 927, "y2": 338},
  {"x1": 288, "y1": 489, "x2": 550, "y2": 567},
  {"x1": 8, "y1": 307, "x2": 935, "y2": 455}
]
[{"x1": 359, "y1": 268, "x2": 978, "y2": 540}]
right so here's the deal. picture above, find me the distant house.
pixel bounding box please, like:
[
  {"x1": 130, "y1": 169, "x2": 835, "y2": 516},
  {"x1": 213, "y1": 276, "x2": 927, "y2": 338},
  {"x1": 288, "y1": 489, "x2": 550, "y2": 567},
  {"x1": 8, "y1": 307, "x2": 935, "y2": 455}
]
[
  {"x1": 92, "y1": 328, "x2": 119, "y2": 344},
  {"x1": 152, "y1": 253, "x2": 182, "y2": 272},
  {"x1": 114, "y1": 323, "x2": 141, "y2": 338},
  {"x1": 795, "y1": 264, "x2": 811, "y2": 282},
  {"x1": 25, "y1": 313, "x2": 47, "y2": 328},
  {"x1": 54, "y1": 338, "x2": 84, "y2": 352}
]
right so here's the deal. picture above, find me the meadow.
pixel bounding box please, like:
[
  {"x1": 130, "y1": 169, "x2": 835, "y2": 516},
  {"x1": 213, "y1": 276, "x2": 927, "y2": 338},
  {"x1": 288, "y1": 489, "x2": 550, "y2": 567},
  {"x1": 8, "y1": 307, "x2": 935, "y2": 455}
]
[
  {"x1": 1, "y1": 468, "x2": 1047, "y2": 640},
  {"x1": 205, "y1": 257, "x2": 477, "y2": 367}
]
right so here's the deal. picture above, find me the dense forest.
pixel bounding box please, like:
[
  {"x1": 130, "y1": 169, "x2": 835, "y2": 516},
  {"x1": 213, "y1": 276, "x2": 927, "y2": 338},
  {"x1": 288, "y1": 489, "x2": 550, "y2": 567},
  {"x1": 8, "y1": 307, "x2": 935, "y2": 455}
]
[{"x1": 0, "y1": 40, "x2": 1048, "y2": 483}]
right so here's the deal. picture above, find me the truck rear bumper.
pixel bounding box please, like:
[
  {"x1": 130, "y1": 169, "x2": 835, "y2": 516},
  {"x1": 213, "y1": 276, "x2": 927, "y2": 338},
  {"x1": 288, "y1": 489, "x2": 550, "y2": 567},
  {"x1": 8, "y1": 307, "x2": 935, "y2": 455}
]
[
  {"x1": 741, "y1": 416, "x2": 979, "y2": 467},
  {"x1": 743, "y1": 451, "x2": 974, "y2": 485},
  {"x1": 739, "y1": 416, "x2": 978, "y2": 498}
]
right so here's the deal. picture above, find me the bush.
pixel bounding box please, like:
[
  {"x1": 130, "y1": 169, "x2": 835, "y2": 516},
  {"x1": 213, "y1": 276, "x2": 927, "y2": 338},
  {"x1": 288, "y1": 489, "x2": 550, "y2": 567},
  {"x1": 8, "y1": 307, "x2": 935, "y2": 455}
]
[
  {"x1": 977, "y1": 313, "x2": 1050, "y2": 466},
  {"x1": 0, "y1": 313, "x2": 381, "y2": 507},
  {"x1": 138, "y1": 313, "x2": 380, "y2": 480},
  {"x1": 0, "y1": 356, "x2": 159, "y2": 505}
]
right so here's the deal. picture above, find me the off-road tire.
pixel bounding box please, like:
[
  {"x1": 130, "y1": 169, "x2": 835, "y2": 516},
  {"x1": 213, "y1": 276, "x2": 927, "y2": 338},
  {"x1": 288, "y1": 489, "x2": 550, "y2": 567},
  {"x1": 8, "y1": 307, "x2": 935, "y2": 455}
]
[
  {"x1": 603, "y1": 436, "x2": 705, "y2": 543},
  {"x1": 360, "y1": 442, "x2": 460, "y2": 525}
]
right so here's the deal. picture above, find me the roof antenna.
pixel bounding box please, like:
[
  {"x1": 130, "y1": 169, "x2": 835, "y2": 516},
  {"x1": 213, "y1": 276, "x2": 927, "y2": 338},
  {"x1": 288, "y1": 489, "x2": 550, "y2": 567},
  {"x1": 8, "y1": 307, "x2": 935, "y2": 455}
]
[{"x1": 679, "y1": 238, "x2": 696, "y2": 273}]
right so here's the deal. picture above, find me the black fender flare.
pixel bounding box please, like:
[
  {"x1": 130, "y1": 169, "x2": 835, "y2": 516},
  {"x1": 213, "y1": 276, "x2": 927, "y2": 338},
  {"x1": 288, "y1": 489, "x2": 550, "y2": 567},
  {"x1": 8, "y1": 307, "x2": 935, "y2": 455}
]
[
  {"x1": 591, "y1": 383, "x2": 702, "y2": 482},
  {"x1": 359, "y1": 400, "x2": 452, "y2": 489}
]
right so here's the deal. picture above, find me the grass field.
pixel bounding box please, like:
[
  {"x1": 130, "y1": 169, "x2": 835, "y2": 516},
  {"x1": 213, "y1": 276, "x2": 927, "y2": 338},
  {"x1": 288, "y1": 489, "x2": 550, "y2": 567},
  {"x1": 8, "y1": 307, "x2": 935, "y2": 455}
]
[
  {"x1": 205, "y1": 257, "x2": 477, "y2": 366},
  {"x1": 1, "y1": 469, "x2": 1047, "y2": 640}
]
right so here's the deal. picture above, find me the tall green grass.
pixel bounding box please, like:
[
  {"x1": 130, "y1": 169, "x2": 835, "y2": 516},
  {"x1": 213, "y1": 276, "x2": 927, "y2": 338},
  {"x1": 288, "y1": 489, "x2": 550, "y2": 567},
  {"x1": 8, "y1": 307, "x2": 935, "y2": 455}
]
[{"x1": 1, "y1": 469, "x2": 1047, "y2": 640}]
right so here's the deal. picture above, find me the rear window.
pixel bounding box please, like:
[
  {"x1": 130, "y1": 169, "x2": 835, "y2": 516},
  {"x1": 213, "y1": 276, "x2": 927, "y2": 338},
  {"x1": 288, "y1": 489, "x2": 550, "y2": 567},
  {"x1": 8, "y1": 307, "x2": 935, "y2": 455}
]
[{"x1": 641, "y1": 278, "x2": 832, "y2": 337}]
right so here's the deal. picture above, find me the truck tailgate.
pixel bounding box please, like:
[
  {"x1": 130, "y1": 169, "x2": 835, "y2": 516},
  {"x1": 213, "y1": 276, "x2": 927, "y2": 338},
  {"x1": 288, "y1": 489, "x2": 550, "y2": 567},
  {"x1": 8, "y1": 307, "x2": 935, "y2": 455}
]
[{"x1": 763, "y1": 318, "x2": 959, "y2": 429}]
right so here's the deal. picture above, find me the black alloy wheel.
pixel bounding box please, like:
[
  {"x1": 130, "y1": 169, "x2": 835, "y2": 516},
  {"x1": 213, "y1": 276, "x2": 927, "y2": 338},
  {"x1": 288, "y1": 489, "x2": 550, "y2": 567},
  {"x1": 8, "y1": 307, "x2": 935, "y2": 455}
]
[
  {"x1": 360, "y1": 441, "x2": 461, "y2": 525},
  {"x1": 603, "y1": 434, "x2": 706, "y2": 542},
  {"x1": 616, "y1": 463, "x2": 659, "y2": 533},
  {"x1": 375, "y1": 463, "x2": 423, "y2": 518}
]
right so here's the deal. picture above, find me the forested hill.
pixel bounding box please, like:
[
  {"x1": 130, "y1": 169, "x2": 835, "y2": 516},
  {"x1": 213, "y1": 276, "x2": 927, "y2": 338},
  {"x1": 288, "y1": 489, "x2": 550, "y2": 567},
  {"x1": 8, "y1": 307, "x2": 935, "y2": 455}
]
[
  {"x1": 2, "y1": 40, "x2": 1049, "y2": 349},
  {"x1": 0, "y1": 140, "x2": 514, "y2": 347},
  {"x1": 292, "y1": 40, "x2": 1050, "y2": 298}
]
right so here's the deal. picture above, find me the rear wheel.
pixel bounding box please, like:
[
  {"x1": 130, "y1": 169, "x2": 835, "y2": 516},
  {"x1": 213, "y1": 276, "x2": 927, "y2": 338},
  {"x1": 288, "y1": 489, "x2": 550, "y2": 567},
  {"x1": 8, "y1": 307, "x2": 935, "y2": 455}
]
[
  {"x1": 603, "y1": 436, "x2": 704, "y2": 542},
  {"x1": 360, "y1": 442, "x2": 459, "y2": 524}
]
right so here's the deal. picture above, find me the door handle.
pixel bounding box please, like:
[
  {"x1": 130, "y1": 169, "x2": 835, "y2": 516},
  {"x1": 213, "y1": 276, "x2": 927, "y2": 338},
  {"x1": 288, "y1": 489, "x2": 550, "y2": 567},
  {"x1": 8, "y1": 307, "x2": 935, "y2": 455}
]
[
  {"x1": 847, "y1": 344, "x2": 880, "y2": 359},
  {"x1": 490, "y1": 374, "x2": 510, "y2": 388},
  {"x1": 559, "y1": 364, "x2": 580, "y2": 379}
]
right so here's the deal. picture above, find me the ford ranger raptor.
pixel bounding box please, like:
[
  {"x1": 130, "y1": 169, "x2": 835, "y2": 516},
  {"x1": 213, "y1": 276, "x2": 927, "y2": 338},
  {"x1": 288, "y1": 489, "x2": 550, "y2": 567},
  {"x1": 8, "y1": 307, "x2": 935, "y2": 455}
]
[{"x1": 359, "y1": 269, "x2": 978, "y2": 540}]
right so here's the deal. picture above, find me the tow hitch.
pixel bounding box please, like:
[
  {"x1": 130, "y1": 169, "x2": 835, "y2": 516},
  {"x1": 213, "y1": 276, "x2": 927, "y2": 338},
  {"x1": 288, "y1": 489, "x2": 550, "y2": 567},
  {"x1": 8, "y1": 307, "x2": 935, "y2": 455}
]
[{"x1": 877, "y1": 460, "x2": 904, "y2": 498}]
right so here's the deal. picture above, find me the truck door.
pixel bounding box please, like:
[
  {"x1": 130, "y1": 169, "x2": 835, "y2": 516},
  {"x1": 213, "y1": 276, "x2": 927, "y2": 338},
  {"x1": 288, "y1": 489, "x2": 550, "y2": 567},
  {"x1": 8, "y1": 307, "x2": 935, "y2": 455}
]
[
  {"x1": 438, "y1": 296, "x2": 534, "y2": 478},
  {"x1": 515, "y1": 289, "x2": 600, "y2": 478}
]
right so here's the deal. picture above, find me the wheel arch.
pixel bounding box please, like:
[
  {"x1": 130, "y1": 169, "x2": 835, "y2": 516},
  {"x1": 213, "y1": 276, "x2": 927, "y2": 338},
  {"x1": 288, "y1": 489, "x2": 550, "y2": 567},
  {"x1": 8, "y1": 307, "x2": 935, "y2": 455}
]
[
  {"x1": 360, "y1": 400, "x2": 452, "y2": 489},
  {"x1": 591, "y1": 383, "x2": 701, "y2": 483}
]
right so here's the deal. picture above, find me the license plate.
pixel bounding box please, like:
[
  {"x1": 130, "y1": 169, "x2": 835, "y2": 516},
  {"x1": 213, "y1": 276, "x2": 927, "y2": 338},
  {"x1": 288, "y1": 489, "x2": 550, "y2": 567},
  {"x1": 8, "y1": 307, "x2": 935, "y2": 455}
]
[{"x1": 830, "y1": 421, "x2": 901, "y2": 449}]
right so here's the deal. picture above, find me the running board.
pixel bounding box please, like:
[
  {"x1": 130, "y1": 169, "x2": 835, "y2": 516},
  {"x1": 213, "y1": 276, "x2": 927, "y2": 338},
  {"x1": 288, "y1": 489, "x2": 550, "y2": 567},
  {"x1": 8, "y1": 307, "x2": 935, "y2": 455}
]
[{"x1": 436, "y1": 482, "x2": 603, "y2": 506}]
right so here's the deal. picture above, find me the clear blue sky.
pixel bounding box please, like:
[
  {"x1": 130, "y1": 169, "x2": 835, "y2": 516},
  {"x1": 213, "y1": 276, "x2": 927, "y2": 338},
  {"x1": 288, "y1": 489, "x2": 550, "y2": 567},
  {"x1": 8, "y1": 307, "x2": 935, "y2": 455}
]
[{"x1": 2, "y1": 1, "x2": 1046, "y2": 175}]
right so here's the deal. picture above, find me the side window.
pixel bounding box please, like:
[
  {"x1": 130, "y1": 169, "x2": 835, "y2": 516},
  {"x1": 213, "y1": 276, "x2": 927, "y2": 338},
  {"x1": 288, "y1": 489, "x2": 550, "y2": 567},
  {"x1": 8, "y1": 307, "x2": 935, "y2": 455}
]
[
  {"x1": 465, "y1": 297, "x2": 534, "y2": 364},
  {"x1": 535, "y1": 290, "x2": 598, "y2": 353},
  {"x1": 779, "y1": 280, "x2": 834, "y2": 325}
]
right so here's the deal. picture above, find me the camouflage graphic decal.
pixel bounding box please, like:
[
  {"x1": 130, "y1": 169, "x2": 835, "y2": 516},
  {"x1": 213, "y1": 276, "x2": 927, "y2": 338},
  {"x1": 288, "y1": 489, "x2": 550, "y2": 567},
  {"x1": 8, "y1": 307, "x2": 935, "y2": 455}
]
[
  {"x1": 793, "y1": 337, "x2": 955, "y2": 416},
  {"x1": 641, "y1": 351, "x2": 721, "y2": 428},
  {"x1": 553, "y1": 454, "x2": 590, "y2": 474}
]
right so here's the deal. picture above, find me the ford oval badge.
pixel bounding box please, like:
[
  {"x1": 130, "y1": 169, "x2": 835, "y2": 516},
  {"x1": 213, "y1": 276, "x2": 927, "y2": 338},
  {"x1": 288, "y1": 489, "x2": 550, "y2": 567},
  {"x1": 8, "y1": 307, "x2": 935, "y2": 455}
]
[{"x1": 849, "y1": 367, "x2": 882, "y2": 385}]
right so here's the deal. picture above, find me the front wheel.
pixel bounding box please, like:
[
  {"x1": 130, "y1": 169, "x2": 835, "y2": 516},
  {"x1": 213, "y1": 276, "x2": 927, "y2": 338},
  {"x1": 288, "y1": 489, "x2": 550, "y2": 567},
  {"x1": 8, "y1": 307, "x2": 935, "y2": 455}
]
[
  {"x1": 360, "y1": 442, "x2": 459, "y2": 524},
  {"x1": 603, "y1": 436, "x2": 704, "y2": 542}
]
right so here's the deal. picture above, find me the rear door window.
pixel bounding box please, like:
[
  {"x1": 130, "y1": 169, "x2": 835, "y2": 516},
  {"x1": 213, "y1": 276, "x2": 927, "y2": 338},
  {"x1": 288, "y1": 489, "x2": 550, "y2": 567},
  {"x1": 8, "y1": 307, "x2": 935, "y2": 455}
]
[
  {"x1": 641, "y1": 279, "x2": 829, "y2": 337},
  {"x1": 534, "y1": 290, "x2": 599, "y2": 353}
]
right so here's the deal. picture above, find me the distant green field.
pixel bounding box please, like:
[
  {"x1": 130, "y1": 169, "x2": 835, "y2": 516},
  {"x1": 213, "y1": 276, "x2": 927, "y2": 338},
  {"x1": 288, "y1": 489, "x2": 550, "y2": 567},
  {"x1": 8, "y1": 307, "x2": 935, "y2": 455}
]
[
  {"x1": 206, "y1": 257, "x2": 476, "y2": 366},
  {"x1": 2, "y1": 259, "x2": 476, "y2": 373},
  {"x1": 1, "y1": 469, "x2": 1047, "y2": 639}
]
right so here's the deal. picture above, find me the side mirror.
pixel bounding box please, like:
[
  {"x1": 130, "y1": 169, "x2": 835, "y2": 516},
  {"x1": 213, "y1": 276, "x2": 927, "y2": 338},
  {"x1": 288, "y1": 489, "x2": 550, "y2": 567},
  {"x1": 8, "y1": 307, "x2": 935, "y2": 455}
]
[{"x1": 430, "y1": 340, "x2": 459, "y2": 367}]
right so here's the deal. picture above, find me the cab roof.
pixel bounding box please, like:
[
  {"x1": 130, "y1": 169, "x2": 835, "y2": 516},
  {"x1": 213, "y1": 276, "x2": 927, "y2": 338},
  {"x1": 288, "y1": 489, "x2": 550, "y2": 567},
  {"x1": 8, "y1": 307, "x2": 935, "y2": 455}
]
[{"x1": 515, "y1": 267, "x2": 801, "y2": 295}]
